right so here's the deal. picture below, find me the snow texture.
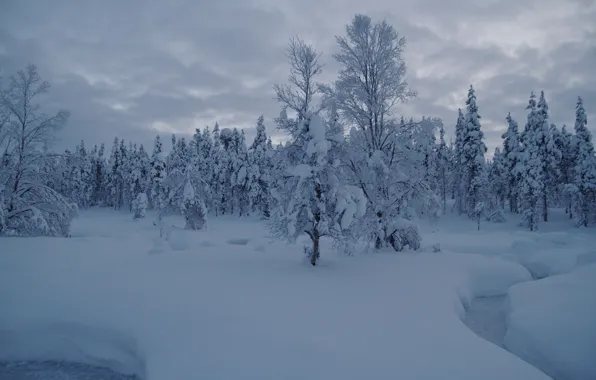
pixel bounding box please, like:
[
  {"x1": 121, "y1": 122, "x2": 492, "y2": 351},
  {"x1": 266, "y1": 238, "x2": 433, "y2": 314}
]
[
  {"x1": 505, "y1": 263, "x2": 596, "y2": 380},
  {"x1": 0, "y1": 209, "x2": 551, "y2": 380}
]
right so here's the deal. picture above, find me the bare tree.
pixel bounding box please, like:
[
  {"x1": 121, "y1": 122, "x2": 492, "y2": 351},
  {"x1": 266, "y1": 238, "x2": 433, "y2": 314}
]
[
  {"x1": 0, "y1": 64, "x2": 74, "y2": 236},
  {"x1": 321, "y1": 14, "x2": 416, "y2": 152},
  {"x1": 273, "y1": 36, "x2": 323, "y2": 138}
]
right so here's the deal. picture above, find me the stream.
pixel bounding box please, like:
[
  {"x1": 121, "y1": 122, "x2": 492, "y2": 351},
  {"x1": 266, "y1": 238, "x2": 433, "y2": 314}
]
[
  {"x1": 462, "y1": 295, "x2": 507, "y2": 348},
  {"x1": 462, "y1": 289, "x2": 557, "y2": 380}
]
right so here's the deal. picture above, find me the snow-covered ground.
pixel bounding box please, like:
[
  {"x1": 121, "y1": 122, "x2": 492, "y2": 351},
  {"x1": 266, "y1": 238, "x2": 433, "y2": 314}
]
[
  {"x1": 505, "y1": 263, "x2": 596, "y2": 380},
  {"x1": 0, "y1": 208, "x2": 594, "y2": 380}
]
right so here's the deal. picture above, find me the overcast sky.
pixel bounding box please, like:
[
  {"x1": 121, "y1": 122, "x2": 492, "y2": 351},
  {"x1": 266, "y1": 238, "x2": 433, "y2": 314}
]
[{"x1": 1, "y1": 0, "x2": 594, "y2": 155}]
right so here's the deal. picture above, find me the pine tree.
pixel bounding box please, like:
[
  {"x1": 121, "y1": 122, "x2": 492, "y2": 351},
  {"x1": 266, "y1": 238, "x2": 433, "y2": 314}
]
[
  {"x1": 181, "y1": 165, "x2": 207, "y2": 230},
  {"x1": 249, "y1": 115, "x2": 273, "y2": 218},
  {"x1": 108, "y1": 137, "x2": 123, "y2": 209},
  {"x1": 436, "y1": 122, "x2": 449, "y2": 214},
  {"x1": 572, "y1": 97, "x2": 596, "y2": 226},
  {"x1": 501, "y1": 113, "x2": 522, "y2": 213},
  {"x1": 536, "y1": 91, "x2": 561, "y2": 222},
  {"x1": 549, "y1": 123, "x2": 565, "y2": 205},
  {"x1": 559, "y1": 125, "x2": 576, "y2": 218},
  {"x1": 518, "y1": 92, "x2": 544, "y2": 231},
  {"x1": 453, "y1": 109, "x2": 466, "y2": 214},
  {"x1": 211, "y1": 122, "x2": 225, "y2": 215},
  {"x1": 489, "y1": 147, "x2": 507, "y2": 210},
  {"x1": 150, "y1": 135, "x2": 167, "y2": 227},
  {"x1": 461, "y1": 85, "x2": 487, "y2": 218}
]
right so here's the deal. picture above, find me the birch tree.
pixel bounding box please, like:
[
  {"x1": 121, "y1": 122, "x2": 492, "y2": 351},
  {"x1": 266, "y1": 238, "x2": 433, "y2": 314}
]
[{"x1": 0, "y1": 64, "x2": 75, "y2": 236}]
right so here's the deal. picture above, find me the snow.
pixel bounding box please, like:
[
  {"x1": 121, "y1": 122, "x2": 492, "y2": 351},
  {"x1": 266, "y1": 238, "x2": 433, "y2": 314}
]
[
  {"x1": 463, "y1": 295, "x2": 507, "y2": 348},
  {"x1": 288, "y1": 164, "x2": 312, "y2": 178},
  {"x1": 0, "y1": 208, "x2": 551, "y2": 380},
  {"x1": 335, "y1": 186, "x2": 367, "y2": 230},
  {"x1": 306, "y1": 114, "x2": 328, "y2": 159},
  {"x1": 505, "y1": 263, "x2": 596, "y2": 380}
]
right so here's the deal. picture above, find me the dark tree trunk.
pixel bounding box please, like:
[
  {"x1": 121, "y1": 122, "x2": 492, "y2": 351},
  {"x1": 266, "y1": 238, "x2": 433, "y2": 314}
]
[{"x1": 310, "y1": 230, "x2": 320, "y2": 266}]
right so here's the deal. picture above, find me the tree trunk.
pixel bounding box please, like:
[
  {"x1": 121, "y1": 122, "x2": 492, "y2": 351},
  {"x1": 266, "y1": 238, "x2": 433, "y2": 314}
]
[
  {"x1": 310, "y1": 229, "x2": 320, "y2": 266},
  {"x1": 543, "y1": 193, "x2": 548, "y2": 222}
]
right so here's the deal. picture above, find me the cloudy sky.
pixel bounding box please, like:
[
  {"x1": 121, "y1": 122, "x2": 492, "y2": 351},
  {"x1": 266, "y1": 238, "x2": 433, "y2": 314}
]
[{"x1": 1, "y1": 0, "x2": 594, "y2": 155}]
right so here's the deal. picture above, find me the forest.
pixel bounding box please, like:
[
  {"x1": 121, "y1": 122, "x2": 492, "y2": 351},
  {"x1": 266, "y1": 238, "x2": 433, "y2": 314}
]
[{"x1": 1, "y1": 15, "x2": 594, "y2": 266}]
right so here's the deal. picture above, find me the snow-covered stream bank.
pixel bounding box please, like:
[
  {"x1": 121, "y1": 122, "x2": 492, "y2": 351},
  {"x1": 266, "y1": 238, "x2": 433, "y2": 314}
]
[
  {"x1": 463, "y1": 262, "x2": 596, "y2": 380},
  {"x1": 0, "y1": 361, "x2": 138, "y2": 380}
]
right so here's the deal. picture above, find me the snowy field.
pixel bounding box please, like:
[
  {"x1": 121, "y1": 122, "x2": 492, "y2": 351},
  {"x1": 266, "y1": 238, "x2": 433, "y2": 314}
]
[{"x1": 1, "y1": 208, "x2": 595, "y2": 380}]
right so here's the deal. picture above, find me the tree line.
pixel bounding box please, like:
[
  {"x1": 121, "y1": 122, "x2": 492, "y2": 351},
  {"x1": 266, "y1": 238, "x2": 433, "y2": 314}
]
[{"x1": 1, "y1": 14, "x2": 594, "y2": 265}]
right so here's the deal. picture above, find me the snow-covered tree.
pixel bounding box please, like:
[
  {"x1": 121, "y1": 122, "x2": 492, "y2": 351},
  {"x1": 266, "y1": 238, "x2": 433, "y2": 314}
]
[
  {"x1": 488, "y1": 147, "x2": 507, "y2": 210},
  {"x1": 558, "y1": 125, "x2": 576, "y2": 217},
  {"x1": 518, "y1": 92, "x2": 544, "y2": 231},
  {"x1": 181, "y1": 165, "x2": 207, "y2": 230},
  {"x1": 150, "y1": 135, "x2": 167, "y2": 229},
  {"x1": 501, "y1": 113, "x2": 521, "y2": 213},
  {"x1": 453, "y1": 109, "x2": 466, "y2": 214},
  {"x1": 436, "y1": 122, "x2": 450, "y2": 213},
  {"x1": 321, "y1": 14, "x2": 416, "y2": 152},
  {"x1": 572, "y1": 97, "x2": 596, "y2": 226},
  {"x1": 536, "y1": 91, "x2": 561, "y2": 222},
  {"x1": 273, "y1": 36, "x2": 323, "y2": 137},
  {"x1": 248, "y1": 115, "x2": 273, "y2": 218},
  {"x1": 319, "y1": 14, "x2": 428, "y2": 250},
  {"x1": 271, "y1": 113, "x2": 365, "y2": 265},
  {"x1": 132, "y1": 192, "x2": 148, "y2": 219},
  {"x1": 0, "y1": 64, "x2": 76, "y2": 236},
  {"x1": 461, "y1": 85, "x2": 487, "y2": 217},
  {"x1": 107, "y1": 137, "x2": 123, "y2": 209}
]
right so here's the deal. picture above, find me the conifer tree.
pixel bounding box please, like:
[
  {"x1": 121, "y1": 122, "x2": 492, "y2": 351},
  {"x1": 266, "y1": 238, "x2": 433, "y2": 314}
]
[
  {"x1": 453, "y1": 109, "x2": 466, "y2": 214},
  {"x1": 461, "y1": 85, "x2": 487, "y2": 217},
  {"x1": 150, "y1": 135, "x2": 167, "y2": 228},
  {"x1": 518, "y1": 92, "x2": 544, "y2": 231},
  {"x1": 572, "y1": 97, "x2": 596, "y2": 226},
  {"x1": 536, "y1": 91, "x2": 561, "y2": 222},
  {"x1": 502, "y1": 113, "x2": 521, "y2": 213}
]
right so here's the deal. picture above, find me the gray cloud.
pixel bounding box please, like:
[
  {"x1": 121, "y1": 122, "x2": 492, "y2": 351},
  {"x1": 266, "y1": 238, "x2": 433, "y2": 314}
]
[{"x1": 1, "y1": 0, "x2": 594, "y2": 156}]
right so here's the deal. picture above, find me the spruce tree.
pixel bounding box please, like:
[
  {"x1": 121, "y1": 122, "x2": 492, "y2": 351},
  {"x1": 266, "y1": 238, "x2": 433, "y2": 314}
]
[
  {"x1": 518, "y1": 92, "x2": 543, "y2": 231},
  {"x1": 559, "y1": 125, "x2": 576, "y2": 218},
  {"x1": 436, "y1": 122, "x2": 449, "y2": 214},
  {"x1": 502, "y1": 113, "x2": 522, "y2": 213},
  {"x1": 461, "y1": 85, "x2": 487, "y2": 218},
  {"x1": 453, "y1": 109, "x2": 466, "y2": 214},
  {"x1": 536, "y1": 91, "x2": 561, "y2": 222},
  {"x1": 150, "y1": 135, "x2": 167, "y2": 227},
  {"x1": 572, "y1": 97, "x2": 596, "y2": 226}
]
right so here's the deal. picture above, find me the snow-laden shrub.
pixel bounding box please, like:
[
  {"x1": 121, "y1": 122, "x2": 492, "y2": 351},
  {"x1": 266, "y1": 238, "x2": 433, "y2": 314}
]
[
  {"x1": 4, "y1": 185, "x2": 78, "y2": 237},
  {"x1": 387, "y1": 217, "x2": 421, "y2": 252},
  {"x1": 181, "y1": 174, "x2": 207, "y2": 230},
  {"x1": 132, "y1": 192, "x2": 148, "y2": 219},
  {"x1": 486, "y1": 209, "x2": 507, "y2": 223}
]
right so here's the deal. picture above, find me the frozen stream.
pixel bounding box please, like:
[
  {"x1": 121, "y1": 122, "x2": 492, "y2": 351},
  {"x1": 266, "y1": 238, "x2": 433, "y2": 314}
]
[
  {"x1": 0, "y1": 361, "x2": 138, "y2": 380},
  {"x1": 462, "y1": 293, "x2": 559, "y2": 380},
  {"x1": 462, "y1": 295, "x2": 507, "y2": 348}
]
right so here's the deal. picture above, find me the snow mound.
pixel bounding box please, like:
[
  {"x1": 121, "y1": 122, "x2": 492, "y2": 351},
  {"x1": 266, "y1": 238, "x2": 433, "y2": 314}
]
[
  {"x1": 0, "y1": 323, "x2": 144, "y2": 377},
  {"x1": 227, "y1": 238, "x2": 251, "y2": 246},
  {"x1": 451, "y1": 253, "x2": 532, "y2": 318},
  {"x1": 505, "y1": 263, "x2": 596, "y2": 380}
]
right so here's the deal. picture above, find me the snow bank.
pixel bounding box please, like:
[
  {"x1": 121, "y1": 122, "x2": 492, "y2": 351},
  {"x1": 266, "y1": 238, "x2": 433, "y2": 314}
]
[
  {"x1": 450, "y1": 253, "x2": 532, "y2": 318},
  {"x1": 505, "y1": 263, "x2": 596, "y2": 380},
  {"x1": 0, "y1": 210, "x2": 550, "y2": 380},
  {"x1": 508, "y1": 234, "x2": 596, "y2": 278}
]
